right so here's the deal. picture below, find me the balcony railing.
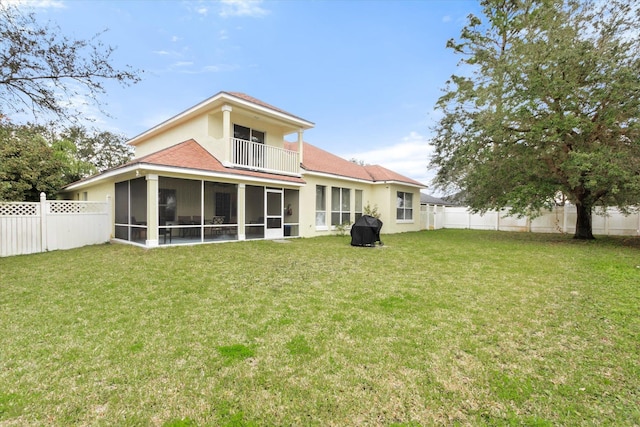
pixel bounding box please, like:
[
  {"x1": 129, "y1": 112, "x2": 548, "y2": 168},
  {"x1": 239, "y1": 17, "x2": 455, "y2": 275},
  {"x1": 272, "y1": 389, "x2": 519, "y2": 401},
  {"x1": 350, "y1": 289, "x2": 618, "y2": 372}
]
[{"x1": 230, "y1": 138, "x2": 300, "y2": 175}]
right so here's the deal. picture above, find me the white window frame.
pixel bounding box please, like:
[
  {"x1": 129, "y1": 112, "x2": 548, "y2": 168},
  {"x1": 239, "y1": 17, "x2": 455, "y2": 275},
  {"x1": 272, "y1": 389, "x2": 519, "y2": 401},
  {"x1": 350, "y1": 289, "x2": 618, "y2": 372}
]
[
  {"x1": 331, "y1": 187, "x2": 351, "y2": 228},
  {"x1": 315, "y1": 185, "x2": 328, "y2": 230},
  {"x1": 355, "y1": 190, "x2": 363, "y2": 222},
  {"x1": 396, "y1": 191, "x2": 413, "y2": 222},
  {"x1": 233, "y1": 124, "x2": 265, "y2": 143}
]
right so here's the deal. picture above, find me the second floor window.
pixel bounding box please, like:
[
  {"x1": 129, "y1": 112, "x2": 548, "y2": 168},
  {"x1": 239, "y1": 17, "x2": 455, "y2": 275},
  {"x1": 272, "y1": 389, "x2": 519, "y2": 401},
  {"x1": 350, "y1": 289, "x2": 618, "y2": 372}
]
[{"x1": 234, "y1": 124, "x2": 265, "y2": 144}]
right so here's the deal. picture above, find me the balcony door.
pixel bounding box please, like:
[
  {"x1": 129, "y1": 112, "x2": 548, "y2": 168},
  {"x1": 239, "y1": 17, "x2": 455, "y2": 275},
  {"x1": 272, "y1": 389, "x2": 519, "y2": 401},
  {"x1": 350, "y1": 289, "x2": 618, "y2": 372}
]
[
  {"x1": 265, "y1": 188, "x2": 283, "y2": 239},
  {"x1": 234, "y1": 124, "x2": 265, "y2": 169},
  {"x1": 233, "y1": 124, "x2": 265, "y2": 143}
]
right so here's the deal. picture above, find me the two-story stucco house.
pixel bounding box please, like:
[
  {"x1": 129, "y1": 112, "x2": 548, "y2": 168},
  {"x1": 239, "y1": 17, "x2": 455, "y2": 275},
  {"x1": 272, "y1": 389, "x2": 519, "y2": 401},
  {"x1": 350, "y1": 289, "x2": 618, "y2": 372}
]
[{"x1": 63, "y1": 91, "x2": 425, "y2": 247}]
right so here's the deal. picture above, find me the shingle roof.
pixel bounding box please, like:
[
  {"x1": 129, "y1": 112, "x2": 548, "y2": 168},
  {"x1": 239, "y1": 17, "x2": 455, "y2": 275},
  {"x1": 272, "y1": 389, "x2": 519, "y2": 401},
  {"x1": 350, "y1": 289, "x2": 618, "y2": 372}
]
[
  {"x1": 65, "y1": 139, "x2": 425, "y2": 190},
  {"x1": 222, "y1": 92, "x2": 313, "y2": 125},
  {"x1": 286, "y1": 141, "x2": 425, "y2": 187},
  {"x1": 420, "y1": 193, "x2": 455, "y2": 205},
  {"x1": 293, "y1": 142, "x2": 373, "y2": 181},
  {"x1": 133, "y1": 139, "x2": 305, "y2": 184},
  {"x1": 136, "y1": 139, "x2": 221, "y2": 170}
]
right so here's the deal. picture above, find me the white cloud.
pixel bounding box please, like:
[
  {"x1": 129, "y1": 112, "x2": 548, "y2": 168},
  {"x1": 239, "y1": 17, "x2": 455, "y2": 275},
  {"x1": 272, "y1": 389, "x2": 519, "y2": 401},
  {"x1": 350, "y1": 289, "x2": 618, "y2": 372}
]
[
  {"x1": 219, "y1": 29, "x2": 229, "y2": 40},
  {"x1": 219, "y1": 0, "x2": 269, "y2": 18},
  {"x1": 196, "y1": 6, "x2": 208, "y2": 15},
  {"x1": 442, "y1": 15, "x2": 451, "y2": 23},
  {"x1": 341, "y1": 131, "x2": 437, "y2": 190}
]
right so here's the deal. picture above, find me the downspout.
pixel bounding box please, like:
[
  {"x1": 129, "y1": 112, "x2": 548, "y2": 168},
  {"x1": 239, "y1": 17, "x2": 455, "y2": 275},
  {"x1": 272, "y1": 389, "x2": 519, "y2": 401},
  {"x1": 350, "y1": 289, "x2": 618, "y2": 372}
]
[{"x1": 297, "y1": 129, "x2": 304, "y2": 167}]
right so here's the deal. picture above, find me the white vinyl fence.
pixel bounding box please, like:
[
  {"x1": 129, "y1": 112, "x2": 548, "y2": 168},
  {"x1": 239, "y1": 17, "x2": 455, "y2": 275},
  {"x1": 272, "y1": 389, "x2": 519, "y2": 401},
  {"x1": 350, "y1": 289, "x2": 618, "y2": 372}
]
[
  {"x1": 421, "y1": 204, "x2": 640, "y2": 236},
  {"x1": 0, "y1": 193, "x2": 111, "y2": 257}
]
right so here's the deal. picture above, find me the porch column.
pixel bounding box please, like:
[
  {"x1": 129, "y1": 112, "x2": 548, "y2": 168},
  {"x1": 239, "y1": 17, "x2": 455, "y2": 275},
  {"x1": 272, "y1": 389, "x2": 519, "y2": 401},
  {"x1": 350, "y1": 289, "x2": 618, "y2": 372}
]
[
  {"x1": 297, "y1": 128, "x2": 304, "y2": 166},
  {"x1": 146, "y1": 174, "x2": 159, "y2": 247},
  {"x1": 238, "y1": 183, "x2": 246, "y2": 240},
  {"x1": 222, "y1": 105, "x2": 233, "y2": 166}
]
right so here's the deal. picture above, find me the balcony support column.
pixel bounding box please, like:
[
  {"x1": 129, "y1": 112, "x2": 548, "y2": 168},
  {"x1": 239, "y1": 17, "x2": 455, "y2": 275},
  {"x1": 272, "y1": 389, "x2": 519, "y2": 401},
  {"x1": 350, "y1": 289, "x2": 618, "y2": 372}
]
[
  {"x1": 222, "y1": 104, "x2": 232, "y2": 166},
  {"x1": 145, "y1": 174, "x2": 159, "y2": 247},
  {"x1": 238, "y1": 184, "x2": 246, "y2": 240}
]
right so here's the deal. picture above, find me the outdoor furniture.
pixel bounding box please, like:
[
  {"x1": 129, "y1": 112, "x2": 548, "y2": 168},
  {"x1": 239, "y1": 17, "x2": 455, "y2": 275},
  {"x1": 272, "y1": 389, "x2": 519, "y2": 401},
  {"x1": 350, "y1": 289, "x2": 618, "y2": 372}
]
[
  {"x1": 178, "y1": 216, "x2": 190, "y2": 237},
  {"x1": 208, "y1": 216, "x2": 224, "y2": 236},
  {"x1": 192, "y1": 215, "x2": 202, "y2": 237},
  {"x1": 159, "y1": 221, "x2": 172, "y2": 244},
  {"x1": 131, "y1": 216, "x2": 147, "y2": 240}
]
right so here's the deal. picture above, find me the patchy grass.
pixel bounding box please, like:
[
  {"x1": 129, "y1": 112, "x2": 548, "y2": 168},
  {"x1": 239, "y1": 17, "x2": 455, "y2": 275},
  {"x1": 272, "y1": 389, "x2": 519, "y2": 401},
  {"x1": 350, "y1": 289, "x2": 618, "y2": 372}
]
[{"x1": 0, "y1": 230, "x2": 638, "y2": 426}]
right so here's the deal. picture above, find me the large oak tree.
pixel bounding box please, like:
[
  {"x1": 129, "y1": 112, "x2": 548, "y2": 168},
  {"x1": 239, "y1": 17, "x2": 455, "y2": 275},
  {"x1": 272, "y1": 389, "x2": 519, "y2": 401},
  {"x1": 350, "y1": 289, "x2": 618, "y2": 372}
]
[
  {"x1": 430, "y1": 0, "x2": 640, "y2": 239},
  {"x1": 0, "y1": 2, "x2": 140, "y2": 122}
]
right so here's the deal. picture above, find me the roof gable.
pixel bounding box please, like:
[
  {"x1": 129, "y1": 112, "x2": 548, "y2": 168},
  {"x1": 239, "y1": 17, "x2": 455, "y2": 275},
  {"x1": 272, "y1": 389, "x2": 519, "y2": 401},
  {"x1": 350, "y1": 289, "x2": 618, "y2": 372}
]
[
  {"x1": 223, "y1": 92, "x2": 310, "y2": 123},
  {"x1": 136, "y1": 139, "x2": 222, "y2": 170},
  {"x1": 129, "y1": 91, "x2": 314, "y2": 147}
]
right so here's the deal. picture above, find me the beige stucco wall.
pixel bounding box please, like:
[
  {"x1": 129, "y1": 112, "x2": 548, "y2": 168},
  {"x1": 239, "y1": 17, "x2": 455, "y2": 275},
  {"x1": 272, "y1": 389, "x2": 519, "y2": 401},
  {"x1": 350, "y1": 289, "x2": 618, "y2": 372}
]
[
  {"x1": 299, "y1": 173, "x2": 423, "y2": 238},
  {"x1": 133, "y1": 113, "x2": 211, "y2": 158},
  {"x1": 133, "y1": 109, "x2": 291, "y2": 164},
  {"x1": 374, "y1": 183, "x2": 422, "y2": 234}
]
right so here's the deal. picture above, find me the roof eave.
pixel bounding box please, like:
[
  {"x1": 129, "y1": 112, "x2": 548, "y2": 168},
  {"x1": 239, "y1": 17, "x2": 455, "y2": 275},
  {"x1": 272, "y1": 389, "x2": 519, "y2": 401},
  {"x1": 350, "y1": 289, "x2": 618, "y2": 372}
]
[
  {"x1": 128, "y1": 92, "x2": 314, "y2": 146},
  {"x1": 302, "y1": 168, "x2": 426, "y2": 189},
  {"x1": 64, "y1": 162, "x2": 306, "y2": 191},
  {"x1": 372, "y1": 180, "x2": 427, "y2": 189}
]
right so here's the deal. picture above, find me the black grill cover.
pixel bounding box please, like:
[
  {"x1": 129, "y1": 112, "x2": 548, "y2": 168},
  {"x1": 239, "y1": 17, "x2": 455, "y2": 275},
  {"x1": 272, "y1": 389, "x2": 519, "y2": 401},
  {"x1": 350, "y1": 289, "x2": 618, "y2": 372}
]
[{"x1": 350, "y1": 215, "x2": 383, "y2": 246}]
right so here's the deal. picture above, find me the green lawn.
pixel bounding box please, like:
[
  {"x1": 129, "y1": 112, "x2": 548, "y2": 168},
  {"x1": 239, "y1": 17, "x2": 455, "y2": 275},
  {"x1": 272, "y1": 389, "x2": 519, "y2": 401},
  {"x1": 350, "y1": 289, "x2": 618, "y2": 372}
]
[{"x1": 1, "y1": 230, "x2": 638, "y2": 426}]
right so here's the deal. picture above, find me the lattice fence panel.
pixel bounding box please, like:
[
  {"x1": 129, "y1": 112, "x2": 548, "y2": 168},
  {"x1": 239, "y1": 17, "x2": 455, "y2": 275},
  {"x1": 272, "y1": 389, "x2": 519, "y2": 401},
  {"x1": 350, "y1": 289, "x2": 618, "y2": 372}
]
[
  {"x1": 48, "y1": 201, "x2": 107, "y2": 214},
  {"x1": 0, "y1": 203, "x2": 39, "y2": 216}
]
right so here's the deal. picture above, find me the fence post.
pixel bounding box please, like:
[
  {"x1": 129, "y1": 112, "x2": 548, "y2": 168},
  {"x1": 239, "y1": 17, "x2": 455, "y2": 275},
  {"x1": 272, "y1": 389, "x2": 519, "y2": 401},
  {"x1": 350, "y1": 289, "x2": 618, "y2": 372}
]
[
  {"x1": 434, "y1": 205, "x2": 438, "y2": 230},
  {"x1": 40, "y1": 192, "x2": 48, "y2": 252},
  {"x1": 425, "y1": 204, "x2": 430, "y2": 230},
  {"x1": 563, "y1": 204, "x2": 568, "y2": 234}
]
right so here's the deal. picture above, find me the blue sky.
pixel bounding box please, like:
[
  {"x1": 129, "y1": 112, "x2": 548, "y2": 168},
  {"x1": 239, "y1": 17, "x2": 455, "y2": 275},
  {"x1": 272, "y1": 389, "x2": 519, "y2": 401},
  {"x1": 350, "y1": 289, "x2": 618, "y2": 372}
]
[{"x1": 22, "y1": 0, "x2": 481, "y2": 192}]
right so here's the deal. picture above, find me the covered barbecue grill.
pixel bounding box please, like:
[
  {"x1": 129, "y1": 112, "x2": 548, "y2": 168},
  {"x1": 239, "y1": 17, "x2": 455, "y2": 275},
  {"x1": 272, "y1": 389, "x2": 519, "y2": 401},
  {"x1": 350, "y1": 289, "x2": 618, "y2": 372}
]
[{"x1": 350, "y1": 215, "x2": 383, "y2": 247}]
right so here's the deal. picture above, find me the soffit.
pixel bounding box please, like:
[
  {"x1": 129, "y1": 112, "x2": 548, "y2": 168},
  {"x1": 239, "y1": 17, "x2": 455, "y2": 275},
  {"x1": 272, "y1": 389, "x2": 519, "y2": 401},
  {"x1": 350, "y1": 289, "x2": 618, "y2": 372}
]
[{"x1": 129, "y1": 92, "x2": 314, "y2": 146}]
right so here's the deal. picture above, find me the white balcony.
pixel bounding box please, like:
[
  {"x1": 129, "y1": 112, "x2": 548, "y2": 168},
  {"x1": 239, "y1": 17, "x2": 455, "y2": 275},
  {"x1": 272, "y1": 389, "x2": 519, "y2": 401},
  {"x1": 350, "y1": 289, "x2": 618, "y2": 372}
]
[{"x1": 230, "y1": 138, "x2": 300, "y2": 175}]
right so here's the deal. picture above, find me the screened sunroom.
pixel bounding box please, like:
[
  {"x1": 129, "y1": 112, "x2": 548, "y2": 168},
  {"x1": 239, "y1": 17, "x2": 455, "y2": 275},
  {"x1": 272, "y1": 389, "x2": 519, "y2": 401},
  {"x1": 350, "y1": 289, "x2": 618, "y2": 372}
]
[{"x1": 114, "y1": 176, "x2": 300, "y2": 246}]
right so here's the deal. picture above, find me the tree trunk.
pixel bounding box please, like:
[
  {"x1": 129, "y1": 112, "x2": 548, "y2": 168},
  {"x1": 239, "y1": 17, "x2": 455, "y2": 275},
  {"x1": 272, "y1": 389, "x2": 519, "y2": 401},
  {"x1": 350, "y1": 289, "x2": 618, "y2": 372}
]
[{"x1": 574, "y1": 202, "x2": 595, "y2": 239}]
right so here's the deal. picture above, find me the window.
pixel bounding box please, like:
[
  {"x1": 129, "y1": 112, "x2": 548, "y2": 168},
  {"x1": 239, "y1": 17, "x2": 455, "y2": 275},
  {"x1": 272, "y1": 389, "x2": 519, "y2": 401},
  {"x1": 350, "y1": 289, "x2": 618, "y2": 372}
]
[
  {"x1": 234, "y1": 124, "x2": 264, "y2": 143},
  {"x1": 396, "y1": 191, "x2": 413, "y2": 221},
  {"x1": 355, "y1": 190, "x2": 363, "y2": 222},
  {"x1": 315, "y1": 185, "x2": 327, "y2": 228},
  {"x1": 331, "y1": 187, "x2": 350, "y2": 226}
]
